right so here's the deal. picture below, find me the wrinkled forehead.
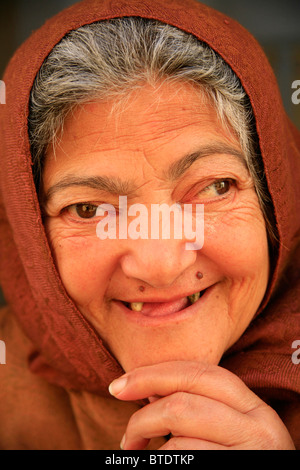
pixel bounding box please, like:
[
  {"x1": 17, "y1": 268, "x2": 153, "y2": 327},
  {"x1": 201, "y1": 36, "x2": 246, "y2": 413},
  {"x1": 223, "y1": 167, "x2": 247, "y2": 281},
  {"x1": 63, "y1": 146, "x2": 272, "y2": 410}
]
[{"x1": 52, "y1": 81, "x2": 238, "y2": 152}]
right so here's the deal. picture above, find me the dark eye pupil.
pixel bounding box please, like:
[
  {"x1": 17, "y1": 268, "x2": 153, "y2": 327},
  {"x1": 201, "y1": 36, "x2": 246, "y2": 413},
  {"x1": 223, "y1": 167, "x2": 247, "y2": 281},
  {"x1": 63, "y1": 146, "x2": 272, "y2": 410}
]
[
  {"x1": 76, "y1": 204, "x2": 96, "y2": 218},
  {"x1": 215, "y1": 180, "x2": 230, "y2": 195}
]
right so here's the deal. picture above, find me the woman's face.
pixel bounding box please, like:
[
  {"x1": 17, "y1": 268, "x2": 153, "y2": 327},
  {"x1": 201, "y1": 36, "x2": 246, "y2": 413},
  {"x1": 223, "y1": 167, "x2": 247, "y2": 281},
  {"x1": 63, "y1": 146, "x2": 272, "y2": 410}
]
[{"x1": 42, "y1": 81, "x2": 269, "y2": 372}]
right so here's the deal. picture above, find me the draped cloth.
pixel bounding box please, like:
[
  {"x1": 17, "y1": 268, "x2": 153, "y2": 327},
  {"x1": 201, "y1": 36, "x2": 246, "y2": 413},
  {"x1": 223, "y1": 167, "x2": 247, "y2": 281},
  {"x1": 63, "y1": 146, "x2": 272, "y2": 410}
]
[{"x1": 0, "y1": 0, "x2": 299, "y2": 447}]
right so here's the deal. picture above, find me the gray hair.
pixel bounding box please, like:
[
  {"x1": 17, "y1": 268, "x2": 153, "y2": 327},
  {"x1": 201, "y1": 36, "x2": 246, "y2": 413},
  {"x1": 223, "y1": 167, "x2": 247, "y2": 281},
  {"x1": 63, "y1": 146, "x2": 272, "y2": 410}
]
[{"x1": 28, "y1": 17, "x2": 276, "y2": 246}]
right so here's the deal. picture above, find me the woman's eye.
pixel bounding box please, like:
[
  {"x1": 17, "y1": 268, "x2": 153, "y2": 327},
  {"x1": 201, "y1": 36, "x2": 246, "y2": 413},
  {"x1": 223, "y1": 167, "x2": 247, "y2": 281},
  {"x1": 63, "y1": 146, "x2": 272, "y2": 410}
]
[
  {"x1": 199, "y1": 179, "x2": 233, "y2": 198},
  {"x1": 68, "y1": 203, "x2": 98, "y2": 219}
]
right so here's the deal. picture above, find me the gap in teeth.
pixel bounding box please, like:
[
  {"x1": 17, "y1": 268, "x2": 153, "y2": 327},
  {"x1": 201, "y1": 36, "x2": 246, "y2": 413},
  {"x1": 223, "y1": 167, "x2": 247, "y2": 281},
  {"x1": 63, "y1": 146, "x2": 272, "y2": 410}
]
[{"x1": 126, "y1": 292, "x2": 202, "y2": 311}]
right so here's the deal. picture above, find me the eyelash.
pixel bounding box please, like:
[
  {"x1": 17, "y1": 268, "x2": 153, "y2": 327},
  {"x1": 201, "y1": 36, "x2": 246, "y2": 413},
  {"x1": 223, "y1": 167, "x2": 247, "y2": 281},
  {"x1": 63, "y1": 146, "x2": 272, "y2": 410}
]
[
  {"x1": 183, "y1": 178, "x2": 236, "y2": 204},
  {"x1": 61, "y1": 202, "x2": 104, "y2": 222},
  {"x1": 197, "y1": 178, "x2": 236, "y2": 199},
  {"x1": 61, "y1": 178, "x2": 236, "y2": 221}
]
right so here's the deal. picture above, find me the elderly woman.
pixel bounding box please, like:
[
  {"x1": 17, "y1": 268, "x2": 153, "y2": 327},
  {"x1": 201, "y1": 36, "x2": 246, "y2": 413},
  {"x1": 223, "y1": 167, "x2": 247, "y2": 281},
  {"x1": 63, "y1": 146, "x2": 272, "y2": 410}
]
[{"x1": 0, "y1": 0, "x2": 299, "y2": 450}]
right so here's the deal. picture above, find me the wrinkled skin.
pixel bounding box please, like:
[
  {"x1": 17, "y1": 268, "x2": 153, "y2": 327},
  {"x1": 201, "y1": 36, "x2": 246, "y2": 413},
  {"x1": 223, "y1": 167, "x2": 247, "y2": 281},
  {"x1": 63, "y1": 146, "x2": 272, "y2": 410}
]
[{"x1": 42, "y1": 81, "x2": 294, "y2": 449}]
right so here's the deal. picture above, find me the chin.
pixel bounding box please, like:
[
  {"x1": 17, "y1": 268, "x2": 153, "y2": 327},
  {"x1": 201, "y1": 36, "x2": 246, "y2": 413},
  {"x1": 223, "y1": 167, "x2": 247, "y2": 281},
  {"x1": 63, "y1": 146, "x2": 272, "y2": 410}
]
[{"x1": 115, "y1": 336, "x2": 224, "y2": 373}]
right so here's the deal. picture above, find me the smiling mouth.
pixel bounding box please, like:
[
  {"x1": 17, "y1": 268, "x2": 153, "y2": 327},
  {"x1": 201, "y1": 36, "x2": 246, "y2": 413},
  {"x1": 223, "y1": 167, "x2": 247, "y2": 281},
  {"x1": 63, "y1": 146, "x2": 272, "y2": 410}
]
[{"x1": 120, "y1": 290, "x2": 205, "y2": 317}]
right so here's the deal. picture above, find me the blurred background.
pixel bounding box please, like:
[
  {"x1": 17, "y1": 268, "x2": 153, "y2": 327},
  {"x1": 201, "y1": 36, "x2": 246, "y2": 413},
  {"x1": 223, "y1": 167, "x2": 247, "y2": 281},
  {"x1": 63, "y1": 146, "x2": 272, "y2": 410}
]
[{"x1": 0, "y1": 0, "x2": 300, "y2": 307}]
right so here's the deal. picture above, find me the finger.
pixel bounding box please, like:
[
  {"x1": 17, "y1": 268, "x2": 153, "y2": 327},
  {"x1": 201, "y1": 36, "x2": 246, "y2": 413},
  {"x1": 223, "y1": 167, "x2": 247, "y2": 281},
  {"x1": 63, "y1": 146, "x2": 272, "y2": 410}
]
[
  {"x1": 121, "y1": 391, "x2": 254, "y2": 450},
  {"x1": 159, "y1": 436, "x2": 228, "y2": 450},
  {"x1": 109, "y1": 361, "x2": 262, "y2": 413}
]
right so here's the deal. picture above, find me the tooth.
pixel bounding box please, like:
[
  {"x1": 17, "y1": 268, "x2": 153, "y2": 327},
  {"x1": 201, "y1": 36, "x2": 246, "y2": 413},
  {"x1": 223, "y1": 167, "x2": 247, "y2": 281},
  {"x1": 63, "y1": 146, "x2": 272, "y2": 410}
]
[
  {"x1": 187, "y1": 292, "x2": 200, "y2": 304},
  {"x1": 130, "y1": 302, "x2": 144, "y2": 312}
]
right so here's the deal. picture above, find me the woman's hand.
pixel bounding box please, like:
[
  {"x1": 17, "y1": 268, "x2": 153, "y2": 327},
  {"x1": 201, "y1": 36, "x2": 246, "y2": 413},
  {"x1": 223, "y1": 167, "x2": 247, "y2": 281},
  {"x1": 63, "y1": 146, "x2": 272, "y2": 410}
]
[{"x1": 108, "y1": 361, "x2": 295, "y2": 450}]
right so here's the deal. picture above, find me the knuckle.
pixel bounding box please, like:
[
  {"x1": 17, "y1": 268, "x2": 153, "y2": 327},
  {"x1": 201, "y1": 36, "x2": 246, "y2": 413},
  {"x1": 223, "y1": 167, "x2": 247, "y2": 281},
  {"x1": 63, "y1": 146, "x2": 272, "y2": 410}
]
[
  {"x1": 162, "y1": 392, "x2": 189, "y2": 425},
  {"x1": 221, "y1": 369, "x2": 243, "y2": 391},
  {"x1": 247, "y1": 404, "x2": 294, "y2": 450},
  {"x1": 181, "y1": 362, "x2": 210, "y2": 391},
  {"x1": 261, "y1": 408, "x2": 294, "y2": 450}
]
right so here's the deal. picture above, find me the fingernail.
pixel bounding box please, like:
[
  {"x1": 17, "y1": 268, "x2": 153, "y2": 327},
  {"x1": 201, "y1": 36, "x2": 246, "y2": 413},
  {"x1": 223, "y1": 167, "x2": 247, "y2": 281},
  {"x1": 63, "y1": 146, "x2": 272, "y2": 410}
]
[
  {"x1": 120, "y1": 433, "x2": 126, "y2": 450},
  {"x1": 108, "y1": 376, "x2": 128, "y2": 396}
]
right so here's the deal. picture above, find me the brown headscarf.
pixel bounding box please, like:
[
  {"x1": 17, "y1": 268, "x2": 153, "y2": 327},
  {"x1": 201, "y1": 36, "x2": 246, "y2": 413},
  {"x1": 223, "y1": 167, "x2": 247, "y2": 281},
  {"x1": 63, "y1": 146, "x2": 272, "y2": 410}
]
[{"x1": 0, "y1": 0, "x2": 300, "y2": 446}]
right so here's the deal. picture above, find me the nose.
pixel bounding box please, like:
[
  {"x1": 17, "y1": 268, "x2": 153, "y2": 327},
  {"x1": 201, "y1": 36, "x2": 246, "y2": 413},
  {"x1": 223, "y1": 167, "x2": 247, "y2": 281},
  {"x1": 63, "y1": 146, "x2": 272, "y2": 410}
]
[{"x1": 120, "y1": 238, "x2": 197, "y2": 288}]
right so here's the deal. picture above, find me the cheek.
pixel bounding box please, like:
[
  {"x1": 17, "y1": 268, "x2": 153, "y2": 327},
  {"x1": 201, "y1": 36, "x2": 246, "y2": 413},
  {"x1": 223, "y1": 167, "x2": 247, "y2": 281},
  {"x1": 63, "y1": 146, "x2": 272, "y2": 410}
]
[
  {"x1": 203, "y1": 206, "x2": 269, "y2": 278},
  {"x1": 201, "y1": 208, "x2": 269, "y2": 347},
  {"x1": 45, "y1": 221, "x2": 116, "y2": 305}
]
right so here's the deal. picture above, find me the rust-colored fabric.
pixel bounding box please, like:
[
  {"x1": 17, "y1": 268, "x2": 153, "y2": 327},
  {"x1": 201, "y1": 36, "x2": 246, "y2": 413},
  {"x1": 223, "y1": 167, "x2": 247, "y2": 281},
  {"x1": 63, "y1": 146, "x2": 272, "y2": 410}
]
[{"x1": 0, "y1": 0, "x2": 299, "y2": 447}]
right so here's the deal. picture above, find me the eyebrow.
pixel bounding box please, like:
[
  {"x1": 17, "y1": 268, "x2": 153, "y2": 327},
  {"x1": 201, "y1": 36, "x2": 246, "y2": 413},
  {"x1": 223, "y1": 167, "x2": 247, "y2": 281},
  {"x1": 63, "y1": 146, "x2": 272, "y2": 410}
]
[
  {"x1": 43, "y1": 175, "x2": 137, "y2": 203},
  {"x1": 166, "y1": 143, "x2": 246, "y2": 180},
  {"x1": 43, "y1": 143, "x2": 246, "y2": 202}
]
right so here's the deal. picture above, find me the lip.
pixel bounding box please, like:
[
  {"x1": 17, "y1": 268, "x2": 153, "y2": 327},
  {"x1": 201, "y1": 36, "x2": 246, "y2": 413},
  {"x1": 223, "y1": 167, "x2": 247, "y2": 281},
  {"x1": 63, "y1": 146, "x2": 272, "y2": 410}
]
[
  {"x1": 112, "y1": 284, "x2": 215, "y2": 327},
  {"x1": 116, "y1": 286, "x2": 211, "y2": 305}
]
